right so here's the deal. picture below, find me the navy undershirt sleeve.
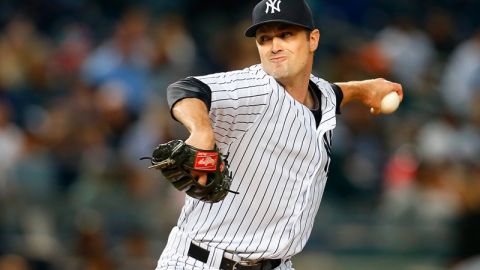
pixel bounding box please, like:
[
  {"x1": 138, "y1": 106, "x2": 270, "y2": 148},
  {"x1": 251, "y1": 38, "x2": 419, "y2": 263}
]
[
  {"x1": 166, "y1": 77, "x2": 212, "y2": 121},
  {"x1": 310, "y1": 82, "x2": 344, "y2": 127},
  {"x1": 330, "y1": 83, "x2": 343, "y2": 114}
]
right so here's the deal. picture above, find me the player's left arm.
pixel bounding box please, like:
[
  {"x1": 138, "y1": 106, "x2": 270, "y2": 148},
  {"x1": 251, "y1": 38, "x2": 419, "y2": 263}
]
[{"x1": 335, "y1": 78, "x2": 403, "y2": 114}]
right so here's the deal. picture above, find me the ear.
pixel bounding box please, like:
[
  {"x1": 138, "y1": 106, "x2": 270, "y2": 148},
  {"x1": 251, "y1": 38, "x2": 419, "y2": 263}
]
[{"x1": 309, "y1": 29, "x2": 320, "y2": 52}]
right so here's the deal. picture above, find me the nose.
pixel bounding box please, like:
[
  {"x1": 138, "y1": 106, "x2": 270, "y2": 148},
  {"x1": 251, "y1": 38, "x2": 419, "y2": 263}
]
[{"x1": 271, "y1": 37, "x2": 283, "y2": 53}]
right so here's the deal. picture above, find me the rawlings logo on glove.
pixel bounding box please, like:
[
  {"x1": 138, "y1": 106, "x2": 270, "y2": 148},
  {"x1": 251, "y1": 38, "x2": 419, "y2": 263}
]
[
  {"x1": 142, "y1": 140, "x2": 237, "y2": 203},
  {"x1": 194, "y1": 152, "x2": 218, "y2": 171}
]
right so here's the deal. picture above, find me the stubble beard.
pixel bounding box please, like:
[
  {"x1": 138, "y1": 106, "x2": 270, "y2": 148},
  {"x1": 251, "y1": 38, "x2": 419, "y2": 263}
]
[{"x1": 265, "y1": 62, "x2": 290, "y2": 81}]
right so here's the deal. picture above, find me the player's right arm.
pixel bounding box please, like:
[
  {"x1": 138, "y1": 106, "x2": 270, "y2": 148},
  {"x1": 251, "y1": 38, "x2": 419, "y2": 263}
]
[
  {"x1": 171, "y1": 98, "x2": 215, "y2": 150},
  {"x1": 167, "y1": 78, "x2": 215, "y2": 185},
  {"x1": 167, "y1": 77, "x2": 215, "y2": 147}
]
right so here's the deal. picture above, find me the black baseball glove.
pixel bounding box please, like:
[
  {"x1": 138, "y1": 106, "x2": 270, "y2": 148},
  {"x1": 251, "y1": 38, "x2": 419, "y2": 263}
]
[{"x1": 143, "y1": 140, "x2": 236, "y2": 203}]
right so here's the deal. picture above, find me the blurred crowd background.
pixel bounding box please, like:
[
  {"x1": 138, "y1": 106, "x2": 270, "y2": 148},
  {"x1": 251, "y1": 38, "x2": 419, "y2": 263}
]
[{"x1": 0, "y1": 0, "x2": 479, "y2": 269}]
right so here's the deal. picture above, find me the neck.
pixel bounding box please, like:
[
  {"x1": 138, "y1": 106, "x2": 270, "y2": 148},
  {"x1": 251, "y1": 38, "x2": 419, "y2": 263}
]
[{"x1": 278, "y1": 69, "x2": 314, "y2": 108}]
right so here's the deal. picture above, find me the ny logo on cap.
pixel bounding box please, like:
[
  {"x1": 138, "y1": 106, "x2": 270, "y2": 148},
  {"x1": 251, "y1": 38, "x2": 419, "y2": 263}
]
[{"x1": 265, "y1": 0, "x2": 281, "y2": 14}]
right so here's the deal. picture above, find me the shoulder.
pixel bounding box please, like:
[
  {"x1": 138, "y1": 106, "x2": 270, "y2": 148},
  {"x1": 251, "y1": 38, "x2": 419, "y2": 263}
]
[
  {"x1": 194, "y1": 65, "x2": 269, "y2": 88},
  {"x1": 310, "y1": 74, "x2": 335, "y2": 97},
  {"x1": 309, "y1": 74, "x2": 329, "y2": 88},
  {"x1": 310, "y1": 74, "x2": 343, "y2": 114}
]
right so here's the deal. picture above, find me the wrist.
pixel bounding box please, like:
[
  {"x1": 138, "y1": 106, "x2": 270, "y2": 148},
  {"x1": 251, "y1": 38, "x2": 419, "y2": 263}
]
[
  {"x1": 191, "y1": 128, "x2": 214, "y2": 139},
  {"x1": 188, "y1": 129, "x2": 215, "y2": 149}
]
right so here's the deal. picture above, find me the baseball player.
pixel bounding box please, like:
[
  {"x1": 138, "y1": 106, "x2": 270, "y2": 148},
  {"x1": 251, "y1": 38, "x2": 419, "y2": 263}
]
[{"x1": 154, "y1": 0, "x2": 403, "y2": 269}]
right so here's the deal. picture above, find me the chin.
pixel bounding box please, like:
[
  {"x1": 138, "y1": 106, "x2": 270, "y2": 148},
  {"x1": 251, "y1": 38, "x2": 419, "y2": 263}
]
[
  {"x1": 266, "y1": 67, "x2": 289, "y2": 80},
  {"x1": 272, "y1": 71, "x2": 291, "y2": 82}
]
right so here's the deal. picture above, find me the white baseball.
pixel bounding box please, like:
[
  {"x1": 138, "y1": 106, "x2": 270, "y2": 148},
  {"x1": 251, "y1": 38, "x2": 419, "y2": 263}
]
[{"x1": 379, "y1": 92, "x2": 400, "y2": 114}]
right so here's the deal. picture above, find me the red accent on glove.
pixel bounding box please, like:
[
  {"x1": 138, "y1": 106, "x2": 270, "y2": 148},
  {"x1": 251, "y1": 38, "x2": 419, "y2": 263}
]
[{"x1": 194, "y1": 151, "x2": 218, "y2": 171}]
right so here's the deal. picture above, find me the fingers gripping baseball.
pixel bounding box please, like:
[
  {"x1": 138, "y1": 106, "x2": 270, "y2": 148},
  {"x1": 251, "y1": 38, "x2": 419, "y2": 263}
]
[{"x1": 367, "y1": 78, "x2": 403, "y2": 115}]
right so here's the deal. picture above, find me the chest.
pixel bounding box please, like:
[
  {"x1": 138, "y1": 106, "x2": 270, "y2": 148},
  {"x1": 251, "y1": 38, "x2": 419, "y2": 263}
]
[{"x1": 245, "y1": 88, "x2": 332, "y2": 174}]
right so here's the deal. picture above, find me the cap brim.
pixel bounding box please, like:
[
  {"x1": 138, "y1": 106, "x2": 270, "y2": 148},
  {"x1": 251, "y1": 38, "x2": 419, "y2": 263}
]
[{"x1": 244, "y1": 19, "x2": 314, "y2": 37}]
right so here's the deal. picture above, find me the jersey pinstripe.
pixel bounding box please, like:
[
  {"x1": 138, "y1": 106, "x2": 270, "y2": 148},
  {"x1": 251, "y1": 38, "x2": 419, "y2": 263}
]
[{"x1": 173, "y1": 64, "x2": 337, "y2": 260}]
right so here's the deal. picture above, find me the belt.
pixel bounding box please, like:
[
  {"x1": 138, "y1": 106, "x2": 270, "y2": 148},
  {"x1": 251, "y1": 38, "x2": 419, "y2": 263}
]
[{"x1": 187, "y1": 242, "x2": 282, "y2": 270}]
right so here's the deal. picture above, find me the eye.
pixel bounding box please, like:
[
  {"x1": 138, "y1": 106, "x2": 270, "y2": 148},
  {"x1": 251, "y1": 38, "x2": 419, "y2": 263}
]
[
  {"x1": 280, "y1": 32, "x2": 292, "y2": 38},
  {"x1": 257, "y1": 35, "x2": 271, "y2": 44}
]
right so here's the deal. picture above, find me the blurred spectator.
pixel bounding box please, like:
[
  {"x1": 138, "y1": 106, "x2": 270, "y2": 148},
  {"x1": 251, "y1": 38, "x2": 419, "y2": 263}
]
[
  {"x1": 416, "y1": 115, "x2": 460, "y2": 163},
  {"x1": 0, "y1": 15, "x2": 50, "y2": 93},
  {"x1": 148, "y1": 13, "x2": 199, "y2": 104},
  {"x1": 416, "y1": 112, "x2": 480, "y2": 164},
  {"x1": 453, "y1": 256, "x2": 480, "y2": 270},
  {"x1": 82, "y1": 7, "x2": 153, "y2": 115},
  {"x1": 114, "y1": 231, "x2": 156, "y2": 270},
  {"x1": 0, "y1": 14, "x2": 54, "y2": 136},
  {"x1": 74, "y1": 229, "x2": 115, "y2": 270},
  {"x1": 424, "y1": 8, "x2": 456, "y2": 58},
  {"x1": 49, "y1": 24, "x2": 92, "y2": 88},
  {"x1": 380, "y1": 159, "x2": 462, "y2": 225},
  {"x1": 119, "y1": 100, "x2": 174, "y2": 166},
  {"x1": 0, "y1": 254, "x2": 30, "y2": 270},
  {"x1": 0, "y1": 100, "x2": 24, "y2": 198},
  {"x1": 440, "y1": 29, "x2": 480, "y2": 117},
  {"x1": 373, "y1": 15, "x2": 435, "y2": 91},
  {"x1": 450, "y1": 165, "x2": 480, "y2": 268},
  {"x1": 208, "y1": 19, "x2": 258, "y2": 70},
  {"x1": 152, "y1": 14, "x2": 197, "y2": 76},
  {"x1": 330, "y1": 103, "x2": 386, "y2": 200}
]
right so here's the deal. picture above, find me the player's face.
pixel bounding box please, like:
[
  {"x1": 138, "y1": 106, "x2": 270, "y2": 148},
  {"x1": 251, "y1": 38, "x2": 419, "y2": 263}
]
[{"x1": 255, "y1": 23, "x2": 319, "y2": 82}]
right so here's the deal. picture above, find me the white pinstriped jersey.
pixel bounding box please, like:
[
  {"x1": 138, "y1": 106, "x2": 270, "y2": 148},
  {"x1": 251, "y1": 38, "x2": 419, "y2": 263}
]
[{"x1": 174, "y1": 64, "x2": 337, "y2": 260}]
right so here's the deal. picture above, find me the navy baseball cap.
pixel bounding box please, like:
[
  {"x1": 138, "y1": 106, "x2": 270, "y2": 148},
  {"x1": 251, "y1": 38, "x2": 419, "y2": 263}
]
[{"x1": 245, "y1": 0, "x2": 316, "y2": 37}]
